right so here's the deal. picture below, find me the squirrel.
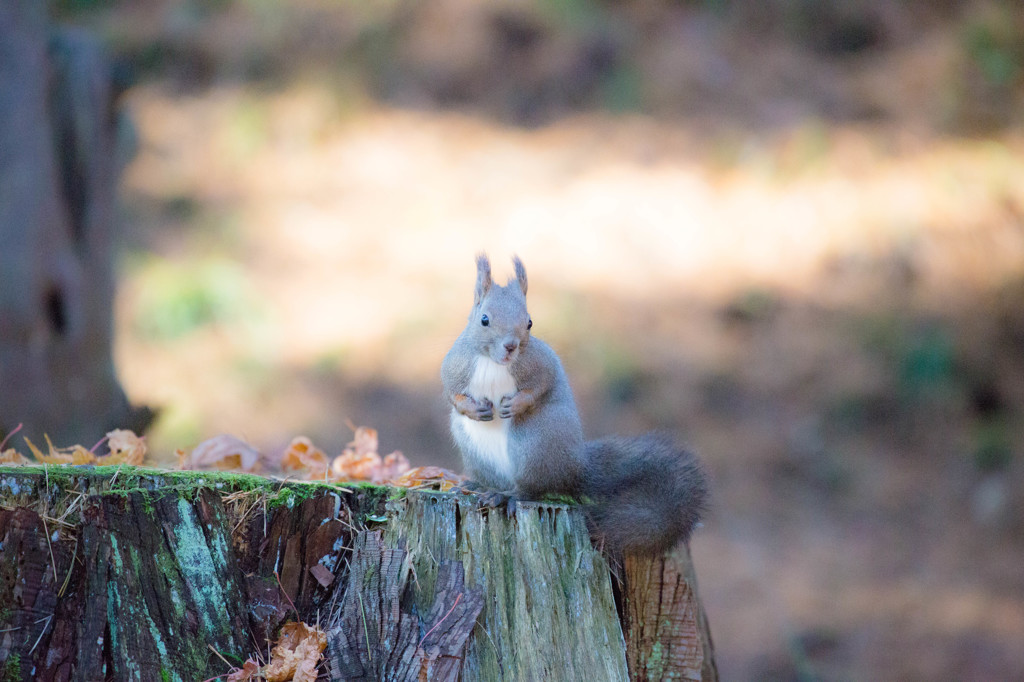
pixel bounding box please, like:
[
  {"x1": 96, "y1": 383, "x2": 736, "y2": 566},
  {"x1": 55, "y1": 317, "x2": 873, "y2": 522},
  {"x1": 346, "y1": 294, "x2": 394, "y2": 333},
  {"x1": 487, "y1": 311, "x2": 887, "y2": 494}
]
[{"x1": 441, "y1": 254, "x2": 707, "y2": 555}]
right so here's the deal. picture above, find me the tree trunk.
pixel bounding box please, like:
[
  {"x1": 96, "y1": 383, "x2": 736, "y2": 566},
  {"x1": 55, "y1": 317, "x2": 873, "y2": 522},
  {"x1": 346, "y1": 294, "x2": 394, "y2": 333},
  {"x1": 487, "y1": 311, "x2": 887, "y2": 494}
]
[
  {"x1": 0, "y1": 0, "x2": 143, "y2": 448},
  {"x1": 0, "y1": 467, "x2": 716, "y2": 681}
]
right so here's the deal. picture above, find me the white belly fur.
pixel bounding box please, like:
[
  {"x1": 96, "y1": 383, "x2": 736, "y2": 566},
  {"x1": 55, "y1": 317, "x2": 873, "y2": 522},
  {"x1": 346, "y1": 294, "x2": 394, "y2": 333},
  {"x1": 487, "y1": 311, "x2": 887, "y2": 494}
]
[{"x1": 453, "y1": 356, "x2": 517, "y2": 481}]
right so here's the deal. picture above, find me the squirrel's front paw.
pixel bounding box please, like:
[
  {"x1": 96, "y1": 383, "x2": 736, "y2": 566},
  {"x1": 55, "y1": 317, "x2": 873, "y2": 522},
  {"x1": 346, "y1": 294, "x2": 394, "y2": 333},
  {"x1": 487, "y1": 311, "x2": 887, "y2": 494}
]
[
  {"x1": 499, "y1": 392, "x2": 533, "y2": 419},
  {"x1": 455, "y1": 394, "x2": 494, "y2": 421},
  {"x1": 472, "y1": 398, "x2": 495, "y2": 421}
]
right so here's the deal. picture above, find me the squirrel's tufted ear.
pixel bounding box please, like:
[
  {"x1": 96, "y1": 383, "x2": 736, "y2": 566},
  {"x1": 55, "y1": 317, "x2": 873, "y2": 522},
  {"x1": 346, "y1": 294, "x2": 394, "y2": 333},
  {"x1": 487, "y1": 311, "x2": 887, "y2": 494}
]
[
  {"x1": 474, "y1": 253, "x2": 492, "y2": 305},
  {"x1": 511, "y1": 255, "x2": 528, "y2": 296}
]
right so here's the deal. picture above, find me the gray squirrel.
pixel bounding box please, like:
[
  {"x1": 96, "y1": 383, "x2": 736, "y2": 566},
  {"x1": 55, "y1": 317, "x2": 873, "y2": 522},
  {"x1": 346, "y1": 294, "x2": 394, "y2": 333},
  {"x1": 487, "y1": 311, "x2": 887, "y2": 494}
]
[{"x1": 441, "y1": 254, "x2": 707, "y2": 554}]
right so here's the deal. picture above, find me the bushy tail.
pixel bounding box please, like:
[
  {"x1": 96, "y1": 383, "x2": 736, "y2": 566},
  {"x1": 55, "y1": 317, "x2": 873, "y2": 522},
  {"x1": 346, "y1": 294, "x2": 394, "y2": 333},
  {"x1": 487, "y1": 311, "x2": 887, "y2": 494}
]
[{"x1": 582, "y1": 432, "x2": 708, "y2": 555}]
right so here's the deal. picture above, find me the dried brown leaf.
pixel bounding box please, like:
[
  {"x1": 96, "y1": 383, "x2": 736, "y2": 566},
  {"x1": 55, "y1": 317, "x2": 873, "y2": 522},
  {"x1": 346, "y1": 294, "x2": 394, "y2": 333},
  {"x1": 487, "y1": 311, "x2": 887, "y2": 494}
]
[
  {"x1": 349, "y1": 426, "x2": 378, "y2": 457},
  {"x1": 390, "y1": 465, "x2": 466, "y2": 491},
  {"x1": 0, "y1": 449, "x2": 30, "y2": 465},
  {"x1": 329, "y1": 450, "x2": 381, "y2": 481},
  {"x1": 378, "y1": 451, "x2": 411, "y2": 481},
  {"x1": 326, "y1": 425, "x2": 411, "y2": 482},
  {"x1": 104, "y1": 429, "x2": 146, "y2": 465},
  {"x1": 263, "y1": 621, "x2": 327, "y2": 682},
  {"x1": 309, "y1": 563, "x2": 334, "y2": 588},
  {"x1": 24, "y1": 436, "x2": 97, "y2": 465},
  {"x1": 225, "y1": 658, "x2": 260, "y2": 682},
  {"x1": 68, "y1": 445, "x2": 97, "y2": 465},
  {"x1": 182, "y1": 434, "x2": 262, "y2": 472},
  {"x1": 280, "y1": 436, "x2": 330, "y2": 479}
]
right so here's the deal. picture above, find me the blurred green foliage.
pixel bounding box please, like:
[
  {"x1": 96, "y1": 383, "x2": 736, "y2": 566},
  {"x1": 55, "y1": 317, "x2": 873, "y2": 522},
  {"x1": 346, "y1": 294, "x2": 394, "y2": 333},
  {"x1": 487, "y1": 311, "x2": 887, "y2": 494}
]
[
  {"x1": 964, "y1": 9, "x2": 1024, "y2": 87},
  {"x1": 53, "y1": 0, "x2": 114, "y2": 13},
  {"x1": 594, "y1": 340, "x2": 648, "y2": 405},
  {"x1": 149, "y1": 405, "x2": 203, "y2": 450},
  {"x1": 860, "y1": 315, "x2": 957, "y2": 402},
  {"x1": 312, "y1": 347, "x2": 350, "y2": 376},
  {"x1": 538, "y1": 0, "x2": 603, "y2": 30},
  {"x1": 973, "y1": 418, "x2": 1013, "y2": 472},
  {"x1": 53, "y1": 0, "x2": 1024, "y2": 131},
  {"x1": 723, "y1": 288, "x2": 779, "y2": 324},
  {"x1": 132, "y1": 258, "x2": 258, "y2": 340},
  {"x1": 225, "y1": 97, "x2": 271, "y2": 161},
  {"x1": 161, "y1": 194, "x2": 200, "y2": 221},
  {"x1": 947, "y1": 2, "x2": 1024, "y2": 130},
  {"x1": 600, "y1": 63, "x2": 643, "y2": 113},
  {"x1": 898, "y1": 324, "x2": 956, "y2": 401}
]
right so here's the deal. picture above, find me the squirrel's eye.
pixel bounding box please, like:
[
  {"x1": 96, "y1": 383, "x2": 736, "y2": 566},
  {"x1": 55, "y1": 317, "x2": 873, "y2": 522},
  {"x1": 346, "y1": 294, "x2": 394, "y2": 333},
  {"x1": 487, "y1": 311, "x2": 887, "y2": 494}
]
[
  {"x1": 481, "y1": 314, "x2": 489, "y2": 327},
  {"x1": 527, "y1": 318, "x2": 533, "y2": 330}
]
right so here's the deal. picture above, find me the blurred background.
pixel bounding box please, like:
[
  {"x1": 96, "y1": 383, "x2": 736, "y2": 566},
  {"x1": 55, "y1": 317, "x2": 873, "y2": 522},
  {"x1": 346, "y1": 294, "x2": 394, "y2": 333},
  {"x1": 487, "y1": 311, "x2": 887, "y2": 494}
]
[{"x1": 19, "y1": 0, "x2": 1024, "y2": 678}]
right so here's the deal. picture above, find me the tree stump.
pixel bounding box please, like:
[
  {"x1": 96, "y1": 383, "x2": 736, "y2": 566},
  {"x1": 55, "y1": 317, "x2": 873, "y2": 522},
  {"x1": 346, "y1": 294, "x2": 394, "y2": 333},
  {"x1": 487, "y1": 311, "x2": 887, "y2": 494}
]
[
  {"x1": 0, "y1": 467, "x2": 715, "y2": 681},
  {"x1": 0, "y1": 0, "x2": 142, "y2": 448}
]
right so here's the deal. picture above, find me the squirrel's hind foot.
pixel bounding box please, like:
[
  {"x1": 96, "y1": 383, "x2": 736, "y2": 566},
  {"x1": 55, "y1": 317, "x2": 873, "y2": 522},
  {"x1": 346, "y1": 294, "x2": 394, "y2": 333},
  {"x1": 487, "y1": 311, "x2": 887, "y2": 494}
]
[{"x1": 477, "y1": 490, "x2": 518, "y2": 518}]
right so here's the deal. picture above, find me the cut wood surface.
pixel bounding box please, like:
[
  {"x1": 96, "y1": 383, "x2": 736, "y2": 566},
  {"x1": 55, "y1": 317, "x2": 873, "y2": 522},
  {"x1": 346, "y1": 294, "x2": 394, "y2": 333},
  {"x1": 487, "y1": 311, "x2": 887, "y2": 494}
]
[{"x1": 0, "y1": 467, "x2": 715, "y2": 681}]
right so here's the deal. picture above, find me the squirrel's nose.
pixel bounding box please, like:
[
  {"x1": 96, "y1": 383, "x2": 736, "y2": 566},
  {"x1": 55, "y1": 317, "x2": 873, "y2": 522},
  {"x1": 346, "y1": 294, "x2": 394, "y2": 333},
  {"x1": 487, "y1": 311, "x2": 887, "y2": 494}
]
[{"x1": 504, "y1": 341, "x2": 518, "y2": 354}]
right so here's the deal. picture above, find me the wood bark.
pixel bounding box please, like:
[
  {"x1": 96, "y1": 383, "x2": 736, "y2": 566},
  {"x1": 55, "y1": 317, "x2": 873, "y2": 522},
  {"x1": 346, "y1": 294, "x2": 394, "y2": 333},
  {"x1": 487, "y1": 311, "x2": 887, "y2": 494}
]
[
  {"x1": 0, "y1": 467, "x2": 715, "y2": 681},
  {"x1": 328, "y1": 531, "x2": 484, "y2": 681},
  {"x1": 622, "y1": 547, "x2": 718, "y2": 681},
  {"x1": 0, "y1": 0, "x2": 144, "y2": 448}
]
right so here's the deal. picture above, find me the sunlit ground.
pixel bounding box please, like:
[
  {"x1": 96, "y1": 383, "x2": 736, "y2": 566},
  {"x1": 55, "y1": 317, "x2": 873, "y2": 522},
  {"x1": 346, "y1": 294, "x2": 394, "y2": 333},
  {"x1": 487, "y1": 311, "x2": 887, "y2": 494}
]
[
  {"x1": 113, "y1": 83, "x2": 1024, "y2": 679},
  {"x1": 118, "y1": 84, "x2": 1024, "y2": 444}
]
